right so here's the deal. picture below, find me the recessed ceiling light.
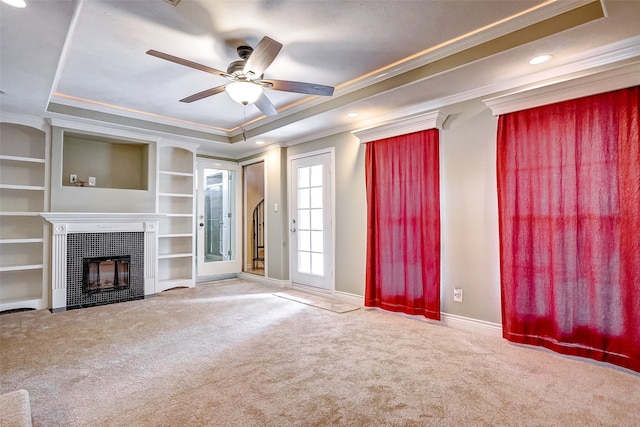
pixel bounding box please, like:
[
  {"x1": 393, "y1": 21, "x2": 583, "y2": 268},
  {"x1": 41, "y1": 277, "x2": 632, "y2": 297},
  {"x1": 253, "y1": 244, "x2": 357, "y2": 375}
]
[
  {"x1": 1, "y1": 0, "x2": 27, "y2": 8},
  {"x1": 347, "y1": 112, "x2": 359, "y2": 118},
  {"x1": 255, "y1": 140, "x2": 264, "y2": 145},
  {"x1": 529, "y1": 54, "x2": 553, "y2": 65}
]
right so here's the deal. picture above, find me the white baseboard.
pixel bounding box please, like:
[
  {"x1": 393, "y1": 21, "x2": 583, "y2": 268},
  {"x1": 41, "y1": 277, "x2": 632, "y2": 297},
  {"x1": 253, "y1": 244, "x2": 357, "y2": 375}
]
[
  {"x1": 332, "y1": 290, "x2": 364, "y2": 307},
  {"x1": 440, "y1": 313, "x2": 502, "y2": 338},
  {"x1": 238, "y1": 272, "x2": 289, "y2": 289}
]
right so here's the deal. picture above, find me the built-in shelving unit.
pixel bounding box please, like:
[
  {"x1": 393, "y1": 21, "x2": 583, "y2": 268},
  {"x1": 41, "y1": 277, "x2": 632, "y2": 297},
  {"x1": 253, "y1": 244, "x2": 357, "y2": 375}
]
[
  {"x1": 157, "y1": 142, "x2": 198, "y2": 291},
  {"x1": 0, "y1": 120, "x2": 50, "y2": 311}
]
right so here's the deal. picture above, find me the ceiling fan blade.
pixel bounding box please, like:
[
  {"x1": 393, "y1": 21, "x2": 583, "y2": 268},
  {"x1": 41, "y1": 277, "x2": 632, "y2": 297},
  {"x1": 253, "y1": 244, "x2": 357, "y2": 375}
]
[
  {"x1": 243, "y1": 37, "x2": 283, "y2": 77},
  {"x1": 254, "y1": 93, "x2": 278, "y2": 117},
  {"x1": 263, "y1": 79, "x2": 334, "y2": 96},
  {"x1": 179, "y1": 85, "x2": 227, "y2": 103},
  {"x1": 146, "y1": 49, "x2": 227, "y2": 77}
]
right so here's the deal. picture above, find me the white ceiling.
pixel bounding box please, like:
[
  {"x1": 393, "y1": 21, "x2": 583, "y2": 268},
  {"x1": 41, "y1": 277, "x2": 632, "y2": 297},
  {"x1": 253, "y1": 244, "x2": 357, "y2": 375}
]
[{"x1": 1, "y1": 0, "x2": 639, "y2": 158}]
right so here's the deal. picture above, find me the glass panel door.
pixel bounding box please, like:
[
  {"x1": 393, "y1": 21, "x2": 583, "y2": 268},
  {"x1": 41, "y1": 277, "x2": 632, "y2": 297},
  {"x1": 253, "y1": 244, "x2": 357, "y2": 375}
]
[
  {"x1": 197, "y1": 159, "x2": 242, "y2": 277},
  {"x1": 290, "y1": 152, "x2": 333, "y2": 290}
]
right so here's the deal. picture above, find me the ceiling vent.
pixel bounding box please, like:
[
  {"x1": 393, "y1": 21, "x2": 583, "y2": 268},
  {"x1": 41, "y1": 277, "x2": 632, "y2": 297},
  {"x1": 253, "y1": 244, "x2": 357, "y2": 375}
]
[{"x1": 164, "y1": 0, "x2": 181, "y2": 6}]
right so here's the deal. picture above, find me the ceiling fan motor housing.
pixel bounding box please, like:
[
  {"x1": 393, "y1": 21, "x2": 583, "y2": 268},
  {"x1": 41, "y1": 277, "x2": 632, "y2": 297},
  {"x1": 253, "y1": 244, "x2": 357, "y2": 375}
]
[{"x1": 237, "y1": 45, "x2": 253, "y2": 60}]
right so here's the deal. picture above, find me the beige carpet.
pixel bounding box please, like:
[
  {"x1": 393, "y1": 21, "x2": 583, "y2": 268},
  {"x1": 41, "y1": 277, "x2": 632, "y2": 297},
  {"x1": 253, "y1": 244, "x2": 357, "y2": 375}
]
[
  {"x1": 273, "y1": 290, "x2": 360, "y2": 313},
  {"x1": 1, "y1": 279, "x2": 639, "y2": 427}
]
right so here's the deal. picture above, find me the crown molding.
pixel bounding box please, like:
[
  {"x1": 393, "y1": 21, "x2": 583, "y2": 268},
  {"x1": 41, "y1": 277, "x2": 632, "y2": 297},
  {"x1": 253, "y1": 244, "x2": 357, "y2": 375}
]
[
  {"x1": 483, "y1": 61, "x2": 640, "y2": 116},
  {"x1": 352, "y1": 111, "x2": 447, "y2": 143}
]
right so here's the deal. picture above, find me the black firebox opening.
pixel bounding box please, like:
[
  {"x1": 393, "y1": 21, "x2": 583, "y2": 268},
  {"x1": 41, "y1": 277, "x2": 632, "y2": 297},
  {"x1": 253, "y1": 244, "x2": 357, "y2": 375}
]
[{"x1": 82, "y1": 255, "x2": 131, "y2": 294}]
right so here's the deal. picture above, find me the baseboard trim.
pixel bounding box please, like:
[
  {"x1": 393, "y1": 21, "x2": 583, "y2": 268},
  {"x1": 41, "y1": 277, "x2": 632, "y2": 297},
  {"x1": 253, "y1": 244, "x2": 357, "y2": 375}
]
[
  {"x1": 238, "y1": 272, "x2": 289, "y2": 289},
  {"x1": 332, "y1": 290, "x2": 364, "y2": 307},
  {"x1": 440, "y1": 313, "x2": 502, "y2": 338}
]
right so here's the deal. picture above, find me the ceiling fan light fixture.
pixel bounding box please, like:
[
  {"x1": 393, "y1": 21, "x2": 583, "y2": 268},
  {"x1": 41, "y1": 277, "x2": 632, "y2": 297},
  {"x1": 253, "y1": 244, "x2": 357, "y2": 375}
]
[{"x1": 226, "y1": 81, "x2": 263, "y2": 105}]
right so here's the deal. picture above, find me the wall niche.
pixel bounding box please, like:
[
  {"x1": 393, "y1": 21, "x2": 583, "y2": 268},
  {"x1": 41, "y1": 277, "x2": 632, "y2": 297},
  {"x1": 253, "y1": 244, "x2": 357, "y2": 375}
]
[{"x1": 62, "y1": 133, "x2": 149, "y2": 190}]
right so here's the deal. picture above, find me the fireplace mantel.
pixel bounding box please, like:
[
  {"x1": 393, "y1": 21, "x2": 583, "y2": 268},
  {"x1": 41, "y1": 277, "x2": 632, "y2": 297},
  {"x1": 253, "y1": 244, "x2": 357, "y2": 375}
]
[
  {"x1": 41, "y1": 213, "x2": 166, "y2": 310},
  {"x1": 41, "y1": 212, "x2": 166, "y2": 232}
]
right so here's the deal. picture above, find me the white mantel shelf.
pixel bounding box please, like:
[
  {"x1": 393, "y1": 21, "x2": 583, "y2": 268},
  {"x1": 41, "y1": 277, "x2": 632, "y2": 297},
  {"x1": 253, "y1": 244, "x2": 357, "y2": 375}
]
[{"x1": 41, "y1": 212, "x2": 166, "y2": 310}]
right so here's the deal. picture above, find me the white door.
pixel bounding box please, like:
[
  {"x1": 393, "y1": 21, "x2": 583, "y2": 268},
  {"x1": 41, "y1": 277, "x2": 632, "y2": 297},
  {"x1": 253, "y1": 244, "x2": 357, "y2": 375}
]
[
  {"x1": 290, "y1": 152, "x2": 334, "y2": 291},
  {"x1": 197, "y1": 159, "x2": 242, "y2": 277}
]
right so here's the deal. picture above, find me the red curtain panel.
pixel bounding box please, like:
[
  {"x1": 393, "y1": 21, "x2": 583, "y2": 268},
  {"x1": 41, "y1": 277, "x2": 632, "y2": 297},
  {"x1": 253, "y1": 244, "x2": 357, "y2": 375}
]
[
  {"x1": 497, "y1": 86, "x2": 640, "y2": 372},
  {"x1": 364, "y1": 129, "x2": 441, "y2": 320}
]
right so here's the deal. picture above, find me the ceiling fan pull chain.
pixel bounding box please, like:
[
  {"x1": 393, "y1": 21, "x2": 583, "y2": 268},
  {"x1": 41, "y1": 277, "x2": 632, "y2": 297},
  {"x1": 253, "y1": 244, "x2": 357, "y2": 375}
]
[{"x1": 242, "y1": 107, "x2": 248, "y2": 142}]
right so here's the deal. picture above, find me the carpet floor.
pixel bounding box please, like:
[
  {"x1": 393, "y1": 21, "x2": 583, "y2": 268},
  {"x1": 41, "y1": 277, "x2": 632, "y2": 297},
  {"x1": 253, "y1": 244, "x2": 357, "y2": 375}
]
[{"x1": 1, "y1": 279, "x2": 639, "y2": 426}]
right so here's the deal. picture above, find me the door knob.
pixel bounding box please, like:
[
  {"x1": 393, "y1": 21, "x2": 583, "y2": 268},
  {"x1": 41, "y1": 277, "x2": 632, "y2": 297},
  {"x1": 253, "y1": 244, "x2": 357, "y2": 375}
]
[
  {"x1": 199, "y1": 223, "x2": 204, "y2": 227},
  {"x1": 290, "y1": 228, "x2": 296, "y2": 232}
]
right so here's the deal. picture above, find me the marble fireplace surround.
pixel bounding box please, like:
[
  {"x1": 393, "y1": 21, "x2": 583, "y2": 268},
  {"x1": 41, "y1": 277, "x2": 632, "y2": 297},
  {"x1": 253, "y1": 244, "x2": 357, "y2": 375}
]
[{"x1": 41, "y1": 213, "x2": 165, "y2": 311}]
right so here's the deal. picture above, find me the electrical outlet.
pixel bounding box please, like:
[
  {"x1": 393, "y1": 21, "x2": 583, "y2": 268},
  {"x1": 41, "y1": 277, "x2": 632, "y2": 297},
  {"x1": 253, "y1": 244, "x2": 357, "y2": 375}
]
[
  {"x1": 88, "y1": 177, "x2": 96, "y2": 186},
  {"x1": 70, "y1": 174, "x2": 77, "y2": 183},
  {"x1": 453, "y1": 288, "x2": 463, "y2": 302}
]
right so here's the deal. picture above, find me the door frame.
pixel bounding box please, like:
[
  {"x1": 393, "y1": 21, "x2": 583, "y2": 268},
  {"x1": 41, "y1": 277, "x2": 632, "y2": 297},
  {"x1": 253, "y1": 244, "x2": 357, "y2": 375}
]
[
  {"x1": 196, "y1": 157, "x2": 242, "y2": 278},
  {"x1": 240, "y1": 155, "x2": 268, "y2": 276},
  {"x1": 287, "y1": 148, "x2": 335, "y2": 294}
]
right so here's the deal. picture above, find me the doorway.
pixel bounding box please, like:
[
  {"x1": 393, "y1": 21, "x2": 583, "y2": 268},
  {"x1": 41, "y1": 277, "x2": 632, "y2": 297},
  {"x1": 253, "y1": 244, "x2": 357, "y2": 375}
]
[
  {"x1": 289, "y1": 150, "x2": 334, "y2": 292},
  {"x1": 243, "y1": 161, "x2": 265, "y2": 276}
]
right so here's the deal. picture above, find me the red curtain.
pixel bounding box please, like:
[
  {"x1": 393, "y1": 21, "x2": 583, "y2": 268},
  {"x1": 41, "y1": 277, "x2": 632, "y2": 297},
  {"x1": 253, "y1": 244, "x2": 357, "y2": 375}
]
[
  {"x1": 365, "y1": 129, "x2": 440, "y2": 320},
  {"x1": 497, "y1": 86, "x2": 640, "y2": 372}
]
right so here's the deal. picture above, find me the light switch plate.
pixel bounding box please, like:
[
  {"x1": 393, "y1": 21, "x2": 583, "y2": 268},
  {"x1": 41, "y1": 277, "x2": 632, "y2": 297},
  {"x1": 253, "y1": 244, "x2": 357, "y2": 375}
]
[{"x1": 88, "y1": 177, "x2": 96, "y2": 186}]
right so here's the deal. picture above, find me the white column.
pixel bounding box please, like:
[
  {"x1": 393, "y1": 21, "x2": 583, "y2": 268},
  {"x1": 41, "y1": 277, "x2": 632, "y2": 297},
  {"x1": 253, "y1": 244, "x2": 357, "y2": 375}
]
[
  {"x1": 51, "y1": 224, "x2": 68, "y2": 310},
  {"x1": 144, "y1": 221, "x2": 158, "y2": 295}
]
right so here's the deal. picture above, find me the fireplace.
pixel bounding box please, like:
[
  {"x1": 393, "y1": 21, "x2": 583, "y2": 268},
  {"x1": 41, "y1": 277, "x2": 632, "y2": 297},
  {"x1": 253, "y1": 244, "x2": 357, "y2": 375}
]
[
  {"x1": 67, "y1": 232, "x2": 144, "y2": 309},
  {"x1": 41, "y1": 212, "x2": 165, "y2": 311},
  {"x1": 83, "y1": 255, "x2": 131, "y2": 294}
]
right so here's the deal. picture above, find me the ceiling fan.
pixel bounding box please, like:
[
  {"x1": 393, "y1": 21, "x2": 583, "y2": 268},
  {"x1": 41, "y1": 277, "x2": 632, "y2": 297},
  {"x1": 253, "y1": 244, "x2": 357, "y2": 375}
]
[{"x1": 147, "y1": 36, "x2": 335, "y2": 117}]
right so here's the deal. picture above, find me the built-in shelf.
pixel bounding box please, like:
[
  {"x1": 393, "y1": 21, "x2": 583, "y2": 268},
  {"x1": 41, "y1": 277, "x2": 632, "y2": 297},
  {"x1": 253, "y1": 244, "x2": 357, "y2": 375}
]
[
  {"x1": 0, "y1": 264, "x2": 44, "y2": 272},
  {"x1": 0, "y1": 184, "x2": 46, "y2": 191},
  {"x1": 0, "y1": 238, "x2": 44, "y2": 244},
  {"x1": 158, "y1": 252, "x2": 192, "y2": 259},
  {"x1": 0, "y1": 155, "x2": 46, "y2": 163},
  {"x1": 0, "y1": 121, "x2": 49, "y2": 312},
  {"x1": 159, "y1": 192, "x2": 194, "y2": 198},
  {"x1": 156, "y1": 142, "x2": 197, "y2": 292}
]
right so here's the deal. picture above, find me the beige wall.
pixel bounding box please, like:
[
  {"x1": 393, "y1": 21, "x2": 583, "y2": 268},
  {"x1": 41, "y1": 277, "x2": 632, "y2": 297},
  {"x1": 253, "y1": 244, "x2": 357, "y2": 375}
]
[
  {"x1": 439, "y1": 99, "x2": 501, "y2": 324},
  {"x1": 263, "y1": 146, "x2": 288, "y2": 280}
]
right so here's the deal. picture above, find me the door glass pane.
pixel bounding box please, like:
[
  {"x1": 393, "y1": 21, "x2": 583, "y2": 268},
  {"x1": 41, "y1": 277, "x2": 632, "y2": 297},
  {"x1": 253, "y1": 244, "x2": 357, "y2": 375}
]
[
  {"x1": 298, "y1": 166, "x2": 310, "y2": 188},
  {"x1": 310, "y1": 187, "x2": 323, "y2": 208},
  {"x1": 310, "y1": 165, "x2": 323, "y2": 186},
  {"x1": 296, "y1": 162, "x2": 325, "y2": 277},
  {"x1": 298, "y1": 188, "x2": 310, "y2": 209},
  {"x1": 311, "y1": 253, "x2": 324, "y2": 275},
  {"x1": 299, "y1": 231, "x2": 311, "y2": 252},
  {"x1": 298, "y1": 209, "x2": 310, "y2": 230},
  {"x1": 204, "y1": 168, "x2": 235, "y2": 263},
  {"x1": 310, "y1": 209, "x2": 323, "y2": 230},
  {"x1": 298, "y1": 252, "x2": 311, "y2": 274},
  {"x1": 311, "y1": 231, "x2": 323, "y2": 252}
]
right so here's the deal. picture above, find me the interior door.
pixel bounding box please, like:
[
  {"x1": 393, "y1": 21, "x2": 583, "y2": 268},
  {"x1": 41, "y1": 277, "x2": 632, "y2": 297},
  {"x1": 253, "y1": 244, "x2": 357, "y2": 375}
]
[
  {"x1": 197, "y1": 159, "x2": 242, "y2": 277},
  {"x1": 290, "y1": 152, "x2": 334, "y2": 291}
]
